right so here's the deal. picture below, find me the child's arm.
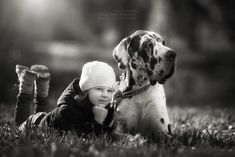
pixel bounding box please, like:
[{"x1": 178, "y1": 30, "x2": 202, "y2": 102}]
[
  {"x1": 44, "y1": 105, "x2": 96, "y2": 134},
  {"x1": 92, "y1": 103, "x2": 115, "y2": 129},
  {"x1": 57, "y1": 78, "x2": 82, "y2": 107},
  {"x1": 58, "y1": 105, "x2": 94, "y2": 134},
  {"x1": 92, "y1": 106, "x2": 108, "y2": 124}
]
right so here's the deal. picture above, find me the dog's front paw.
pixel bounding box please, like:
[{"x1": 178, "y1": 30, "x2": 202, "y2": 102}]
[{"x1": 128, "y1": 134, "x2": 147, "y2": 143}]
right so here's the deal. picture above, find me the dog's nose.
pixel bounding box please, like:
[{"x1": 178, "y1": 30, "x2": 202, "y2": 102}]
[{"x1": 165, "y1": 50, "x2": 176, "y2": 60}]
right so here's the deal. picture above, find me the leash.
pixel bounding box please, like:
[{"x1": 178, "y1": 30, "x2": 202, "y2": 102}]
[{"x1": 110, "y1": 84, "x2": 150, "y2": 110}]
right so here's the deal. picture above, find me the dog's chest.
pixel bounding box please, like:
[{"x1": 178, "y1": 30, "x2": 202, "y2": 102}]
[
  {"x1": 115, "y1": 84, "x2": 169, "y2": 132},
  {"x1": 117, "y1": 84, "x2": 166, "y2": 112}
]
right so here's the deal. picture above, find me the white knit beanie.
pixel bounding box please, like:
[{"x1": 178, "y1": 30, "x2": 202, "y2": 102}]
[{"x1": 79, "y1": 61, "x2": 116, "y2": 91}]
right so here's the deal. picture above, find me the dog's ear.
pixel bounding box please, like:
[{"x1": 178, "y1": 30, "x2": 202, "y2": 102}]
[
  {"x1": 113, "y1": 37, "x2": 131, "y2": 69},
  {"x1": 158, "y1": 63, "x2": 175, "y2": 84}
]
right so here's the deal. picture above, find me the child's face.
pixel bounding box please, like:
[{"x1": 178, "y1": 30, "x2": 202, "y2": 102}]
[{"x1": 88, "y1": 86, "x2": 114, "y2": 107}]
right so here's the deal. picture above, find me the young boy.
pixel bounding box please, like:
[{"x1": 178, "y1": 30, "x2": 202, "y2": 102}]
[{"x1": 14, "y1": 61, "x2": 116, "y2": 135}]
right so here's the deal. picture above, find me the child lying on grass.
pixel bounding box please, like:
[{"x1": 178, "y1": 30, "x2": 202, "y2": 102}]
[{"x1": 14, "y1": 61, "x2": 116, "y2": 135}]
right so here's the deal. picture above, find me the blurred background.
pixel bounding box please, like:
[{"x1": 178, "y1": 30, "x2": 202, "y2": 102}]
[{"x1": 0, "y1": 0, "x2": 234, "y2": 109}]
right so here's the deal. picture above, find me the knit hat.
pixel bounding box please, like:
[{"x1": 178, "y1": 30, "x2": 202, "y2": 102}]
[{"x1": 79, "y1": 61, "x2": 116, "y2": 91}]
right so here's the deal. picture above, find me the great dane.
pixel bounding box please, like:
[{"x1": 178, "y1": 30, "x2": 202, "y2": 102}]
[{"x1": 111, "y1": 30, "x2": 176, "y2": 138}]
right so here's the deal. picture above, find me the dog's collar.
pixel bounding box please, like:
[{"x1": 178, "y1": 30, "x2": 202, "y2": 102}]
[
  {"x1": 121, "y1": 84, "x2": 150, "y2": 98},
  {"x1": 110, "y1": 84, "x2": 150, "y2": 110}
]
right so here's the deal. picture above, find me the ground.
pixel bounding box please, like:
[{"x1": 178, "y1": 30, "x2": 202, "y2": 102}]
[{"x1": 0, "y1": 105, "x2": 235, "y2": 157}]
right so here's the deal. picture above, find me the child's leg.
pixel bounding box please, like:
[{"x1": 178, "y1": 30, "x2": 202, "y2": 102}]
[
  {"x1": 15, "y1": 65, "x2": 37, "y2": 126},
  {"x1": 31, "y1": 65, "x2": 50, "y2": 113}
]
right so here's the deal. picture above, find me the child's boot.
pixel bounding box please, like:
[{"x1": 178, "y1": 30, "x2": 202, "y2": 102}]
[
  {"x1": 31, "y1": 65, "x2": 50, "y2": 112},
  {"x1": 17, "y1": 66, "x2": 37, "y2": 95},
  {"x1": 16, "y1": 64, "x2": 30, "y2": 81},
  {"x1": 15, "y1": 65, "x2": 37, "y2": 125}
]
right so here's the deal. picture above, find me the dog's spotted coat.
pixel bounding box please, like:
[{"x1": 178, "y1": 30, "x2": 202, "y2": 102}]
[{"x1": 112, "y1": 30, "x2": 176, "y2": 138}]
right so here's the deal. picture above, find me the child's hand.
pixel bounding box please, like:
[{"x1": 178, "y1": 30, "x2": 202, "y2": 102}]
[{"x1": 92, "y1": 106, "x2": 108, "y2": 124}]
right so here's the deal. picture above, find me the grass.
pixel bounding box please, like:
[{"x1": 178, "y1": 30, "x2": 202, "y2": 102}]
[{"x1": 0, "y1": 105, "x2": 235, "y2": 157}]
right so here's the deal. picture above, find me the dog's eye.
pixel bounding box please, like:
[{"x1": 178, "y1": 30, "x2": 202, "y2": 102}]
[{"x1": 162, "y1": 41, "x2": 166, "y2": 46}]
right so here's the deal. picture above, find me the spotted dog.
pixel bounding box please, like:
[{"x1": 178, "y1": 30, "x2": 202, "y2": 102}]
[{"x1": 112, "y1": 30, "x2": 176, "y2": 138}]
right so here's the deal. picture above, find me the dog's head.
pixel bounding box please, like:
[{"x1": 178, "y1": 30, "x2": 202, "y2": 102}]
[{"x1": 113, "y1": 30, "x2": 176, "y2": 85}]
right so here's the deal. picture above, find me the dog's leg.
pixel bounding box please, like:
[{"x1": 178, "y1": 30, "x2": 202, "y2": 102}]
[
  {"x1": 151, "y1": 85, "x2": 171, "y2": 135},
  {"x1": 139, "y1": 85, "x2": 170, "y2": 137}
]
